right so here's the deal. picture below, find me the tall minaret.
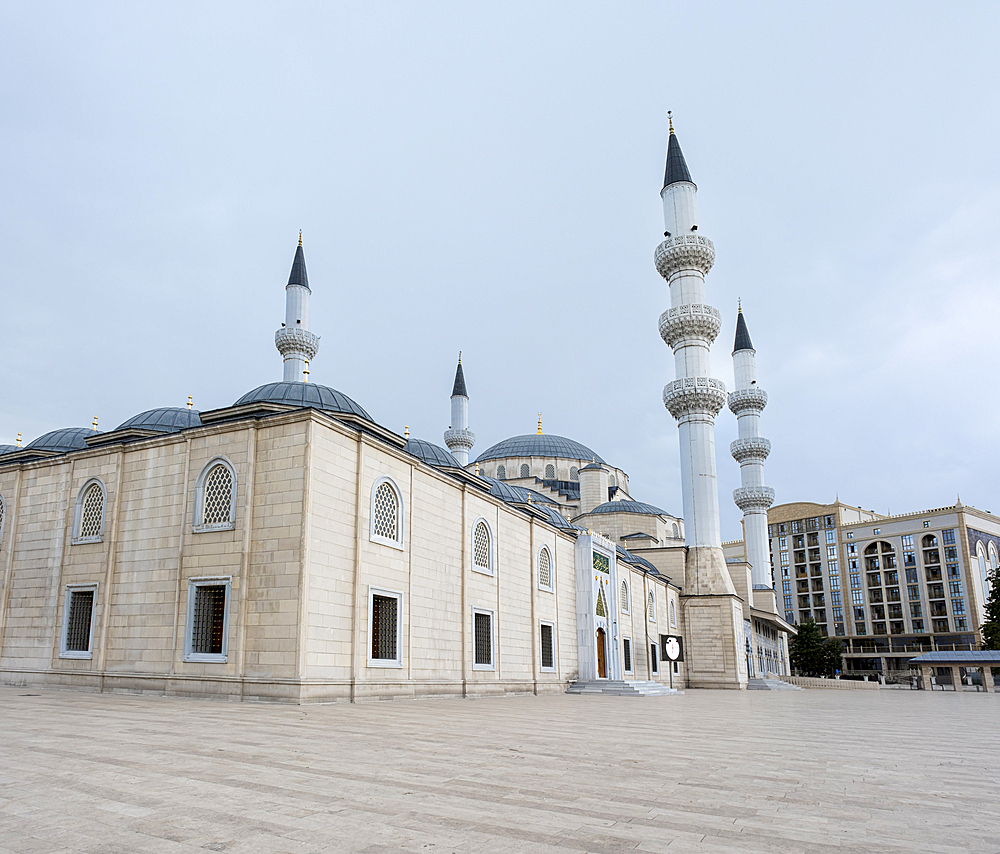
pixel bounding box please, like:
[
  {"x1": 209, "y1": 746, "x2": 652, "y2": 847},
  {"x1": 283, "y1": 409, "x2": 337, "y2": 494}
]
[
  {"x1": 729, "y1": 306, "x2": 775, "y2": 589},
  {"x1": 444, "y1": 353, "x2": 474, "y2": 465},
  {"x1": 274, "y1": 233, "x2": 320, "y2": 382}
]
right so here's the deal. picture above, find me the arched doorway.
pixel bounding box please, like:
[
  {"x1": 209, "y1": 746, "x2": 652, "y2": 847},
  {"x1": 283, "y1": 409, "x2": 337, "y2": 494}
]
[{"x1": 596, "y1": 627, "x2": 607, "y2": 679}]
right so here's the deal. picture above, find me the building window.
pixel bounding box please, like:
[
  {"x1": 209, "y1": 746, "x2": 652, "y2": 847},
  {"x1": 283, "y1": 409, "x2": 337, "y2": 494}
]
[
  {"x1": 193, "y1": 459, "x2": 237, "y2": 532},
  {"x1": 370, "y1": 477, "x2": 404, "y2": 548},
  {"x1": 672, "y1": 523, "x2": 679, "y2": 539},
  {"x1": 496, "y1": 465, "x2": 506, "y2": 479},
  {"x1": 544, "y1": 464, "x2": 555, "y2": 479},
  {"x1": 519, "y1": 463, "x2": 530, "y2": 478},
  {"x1": 569, "y1": 466, "x2": 579, "y2": 481},
  {"x1": 620, "y1": 579, "x2": 629, "y2": 613},
  {"x1": 72, "y1": 479, "x2": 106, "y2": 544},
  {"x1": 622, "y1": 637, "x2": 633, "y2": 674},
  {"x1": 538, "y1": 547, "x2": 552, "y2": 590},
  {"x1": 60, "y1": 584, "x2": 97, "y2": 659},
  {"x1": 609, "y1": 475, "x2": 617, "y2": 488},
  {"x1": 847, "y1": 532, "x2": 854, "y2": 539},
  {"x1": 184, "y1": 578, "x2": 231, "y2": 662},
  {"x1": 647, "y1": 591, "x2": 655, "y2": 622},
  {"x1": 923, "y1": 520, "x2": 930, "y2": 528},
  {"x1": 473, "y1": 609, "x2": 494, "y2": 670},
  {"x1": 539, "y1": 622, "x2": 555, "y2": 671},
  {"x1": 670, "y1": 599, "x2": 677, "y2": 628},
  {"x1": 0, "y1": 493, "x2": 5, "y2": 546},
  {"x1": 472, "y1": 519, "x2": 494, "y2": 575},
  {"x1": 650, "y1": 642, "x2": 659, "y2": 675},
  {"x1": 825, "y1": 530, "x2": 835, "y2": 543},
  {"x1": 368, "y1": 588, "x2": 402, "y2": 667}
]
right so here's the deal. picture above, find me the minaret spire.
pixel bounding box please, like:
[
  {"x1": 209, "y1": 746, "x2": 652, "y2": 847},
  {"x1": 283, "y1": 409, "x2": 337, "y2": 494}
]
[
  {"x1": 275, "y1": 235, "x2": 320, "y2": 382},
  {"x1": 728, "y1": 305, "x2": 775, "y2": 591},
  {"x1": 444, "y1": 352, "x2": 475, "y2": 466}
]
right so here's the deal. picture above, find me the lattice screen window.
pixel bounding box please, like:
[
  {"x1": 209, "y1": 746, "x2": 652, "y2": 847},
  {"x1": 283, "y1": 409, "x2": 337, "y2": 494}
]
[
  {"x1": 569, "y1": 467, "x2": 579, "y2": 481},
  {"x1": 620, "y1": 581, "x2": 629, "y2": 613},
  {"x1": 544, "y1": 464, "x2": 555, "y2": 479},
  {"x1": 371, "y1": 594, "x2": 398, "y2": 661},
  {"x1": 191, "y1": 585, "x2": 227, "y2": 655},
  {"x1": 623, "y1": 637, "x2": 632, "y2": 673},
  {"x1": 538, "y1": 548, "x2": 551, "y2": 589},
  {"x1": 496, "y1": 465, "x2": 506, "y2": 480},
  {"x1": 540, "y1": 623, "x2": 554, "y2": 670},
  {"x1": 372, "y1": 482, "x2": 399, "y2": 541},
  {"x1": 203, "y1": 464, "x2": 233, "y2": 526},
  {"x1": 63, "y1": 588, "x2": 95, "y2": 654},
  {"x1": 648, "y1": 592, "x2": 655, "y2": 621},
  {"x1": 473, "y1": 521, "x2": 491, "y2": 572},
  {"x1": 519, "y1": 464, "x2": 529, "y2": 478},
  {"x1": 78, "y1": 483, "x2": 105, "y2": 539},
  {"x1": 474, "y1": 611, "x2": 493, "y2": 667}
]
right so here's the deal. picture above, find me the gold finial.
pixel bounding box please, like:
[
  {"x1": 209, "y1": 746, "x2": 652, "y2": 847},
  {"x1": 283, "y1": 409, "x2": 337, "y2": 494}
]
[
  {"x1": 458, "y1": 350, "x2": 462, "y2": 365},
  {"x1": 298, "y1": 230, "x2": 303, "y2": 247},
  {"x1": 668, "y1": 110, "x2": 674, "y2": 135},
  {"x1": 537, "y1": 413, "x2": 543, "y2": 435},
  {"x1": 16, "y1": 432, "x2": 21, "y2": 447},
  {"x1": 475, "y1": 462, "x2": 480, "y2": 475},
  {"x1": 738, "y1": 298, "x2": 742, "y2": 313},
  {"x1": 303, "y1": 360, "x2": 310, "y2": 382},
  {"x1": 404, "y1": 425, "x2": 409, "y2": 439},
  {"x1": 187, "y1": 395, "x2": 193, "y2": 409},
  {"x1": 92, "y1": 416, "x2": 98, "y2": 431}
]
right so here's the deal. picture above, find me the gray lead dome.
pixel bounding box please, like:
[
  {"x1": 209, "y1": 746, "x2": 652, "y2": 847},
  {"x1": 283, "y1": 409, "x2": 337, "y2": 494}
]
[
  {"x1": 588, "y1": 499, "x2": 670, "y2": 517},
  {"x1": 474, "y1": 434, "x2": 605, "y2": 464},
  {"x1": 115, "y1": 407, "x2": 202, "y2": 434},
  {"x1": 404, "y1": 438, "x2": 461, "y2": 469},
  {"x1": 235, "y1": 382, "x2": 372, "y2": 421},
  {"x1": 25, "y1": 427, "x2": 96, "y2": 453}
]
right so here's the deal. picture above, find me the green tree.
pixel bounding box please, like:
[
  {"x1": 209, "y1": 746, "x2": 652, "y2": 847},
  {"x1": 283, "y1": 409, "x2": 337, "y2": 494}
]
[
  {"x1": 789, "y1": 618, "x2": 843, "y2": 677},
  {"x1": 981, "y1": 566, "x2": 1000, "y2": 651}
]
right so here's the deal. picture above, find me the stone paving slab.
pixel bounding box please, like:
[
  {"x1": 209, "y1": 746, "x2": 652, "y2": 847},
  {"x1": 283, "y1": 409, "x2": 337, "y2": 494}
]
[{"x1": 0, "y1": 687, "x2": 997, "y2": 853}]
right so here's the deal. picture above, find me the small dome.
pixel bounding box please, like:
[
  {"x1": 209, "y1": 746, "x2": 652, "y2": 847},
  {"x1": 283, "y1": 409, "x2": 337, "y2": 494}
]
[
  {"x1": 475, "y1": 434, "x2": 605, "y2": 464},
  {"x1": 586, "y1": 499, "x2": 670, "y2": 517},
  {"x1": 25, "y1": 427, "x2": 97, "y2": 454},
  {"x1": 405, "y1": 438, "x2": 461, "y2": 468},
  {"x1": 0, "y1": 444, "x2": 19, "y2": 456},
  {"x1": 115, "y1": 407, "x2": 202, "y2": 434},
  {"x1": 480, "y1": 476, "x2": 556, "y2": 506},
  {"x1": 235, "y1": 382, "x2": 371, "y2": 421}
]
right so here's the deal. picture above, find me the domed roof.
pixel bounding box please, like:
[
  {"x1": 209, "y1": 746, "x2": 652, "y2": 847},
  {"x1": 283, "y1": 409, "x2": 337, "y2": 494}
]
[
  {"x1": 25, "y1": 427, "x2": 97, "y2": 454},
  {"x1": 475, "y1": 434, "x2": 605, "y2": 464},
  {"x1": 404, "y1": 438, "x2": 461, "y2": 468},
  {"x1": 234, "y1": 382, "x2": 371, "y2": 421},
  {"x1": 0, "y1": 444, "x2": 19, "y2": 456},
  {"x1": 480, "y1": 476, "x2": 557, "y2": 506},
  {"x1": 587, "y1": 499, "x2": 670, "y2": 517},
  {"x1": 115, "y1": 407, "x2": 202, "y2": 434}
]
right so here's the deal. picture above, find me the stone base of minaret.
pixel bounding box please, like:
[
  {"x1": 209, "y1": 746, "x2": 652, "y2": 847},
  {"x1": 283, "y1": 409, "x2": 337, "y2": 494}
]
[{"x1": 680, "y1": 546, "x2": 749, "y2": 689}]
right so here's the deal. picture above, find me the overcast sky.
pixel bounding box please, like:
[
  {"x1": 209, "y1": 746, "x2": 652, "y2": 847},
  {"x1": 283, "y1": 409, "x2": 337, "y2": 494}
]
[{"x1": 2, "y1": 2, "x2": 999, "y2": 540}]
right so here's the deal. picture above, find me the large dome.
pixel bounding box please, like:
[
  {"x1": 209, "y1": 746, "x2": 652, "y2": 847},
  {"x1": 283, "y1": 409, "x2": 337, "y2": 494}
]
[
  {"x1": 115, "y1": 407, "x2": 202, "y2": 434},
  {"x1": 474, "y1": 434, "x2": 605, "y2": 464},
  {"x1": 235, "y1": 382, "x2": 371, "y2": 421},
  {"x1": 25, "y1": 428, "x2": 96, "y2": 454}
]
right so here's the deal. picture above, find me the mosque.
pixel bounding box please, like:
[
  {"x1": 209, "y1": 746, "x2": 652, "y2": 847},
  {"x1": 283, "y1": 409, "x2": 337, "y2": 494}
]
[{"x1": 0, "y1": 125, "x2": 792, "y2": 702}]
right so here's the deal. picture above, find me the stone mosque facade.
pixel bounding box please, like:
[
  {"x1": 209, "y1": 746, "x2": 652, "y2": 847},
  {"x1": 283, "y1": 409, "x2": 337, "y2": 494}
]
[{"x1": 0, "y1": 127, "x2": 792, "y2": 702}]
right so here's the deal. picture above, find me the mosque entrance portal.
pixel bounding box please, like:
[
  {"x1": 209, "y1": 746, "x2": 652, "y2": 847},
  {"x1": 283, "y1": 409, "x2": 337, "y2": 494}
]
[{"x1": 596, "y1": 628, "x2": 607, "y2": 679}]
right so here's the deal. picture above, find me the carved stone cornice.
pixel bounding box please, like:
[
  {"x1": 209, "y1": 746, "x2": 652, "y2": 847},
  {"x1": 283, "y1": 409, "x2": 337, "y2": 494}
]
[
  {"x1": 658, "y1": 303, "x2": 722, "y2": 349},
  {"x1": 733, "y1": 485, "x2": 775, "y2": 511},
  {"x1": 443, "y1": 428, "x2": 475, "y2": 453},
  {"x1": 654, "y1": 234, "x2": 715, "y2": 280},
  {"x1": 663, "y1": 377, "x2": 727, "y2": 419},
  {"x1": 275, "y1": 327, "x2": 320, "y2": 360},
  {"x1": 730, "y1": 436, "x2": 771, "y2": 464},
  {"x1": 727, "y1": 387, "x2": 767, "y2": 415}
]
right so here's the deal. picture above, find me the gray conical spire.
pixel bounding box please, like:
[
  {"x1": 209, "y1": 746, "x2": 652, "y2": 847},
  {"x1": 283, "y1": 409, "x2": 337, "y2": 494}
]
[
  {"x1": 287, "y1": 240, "x2": 310, "y2": 291},
  {"x1": 733, "y1": 305, "x2": 754, "y2": 354},
  {"x1": 451, "y1": 354, "x2": 468, "y2": 398},
  {"x1": 662, "y1": 126, "x2": 694, "y2": 190}
]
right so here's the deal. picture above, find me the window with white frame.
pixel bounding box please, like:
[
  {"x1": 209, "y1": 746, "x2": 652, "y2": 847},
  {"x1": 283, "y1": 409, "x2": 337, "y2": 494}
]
[
  {"x1": 544, "y1": 464, "x2": 555, "y2": 479},
  {"x1": 368, "y1": 587, "x2": 402, "y2": 666},
  {"x1": 519, "y1": 463, "x2": 529, "y2": 478},
  {"x1": 620, "y1": 579, "x2": 629, "y2": 614},
  {"x1": 60, "y1": 584, "x2": 97, "y2": 658},
  {"x1": 669, "y1": 599, "x2": 677, "y2": 628},
  {"x1": 370, "y1": 477, "x2": 404, "y2": 548},
  {"x1": 622, "y1": 637, "x2": 633, "y2": 673},
  {"x1": 650, "y1": 642, "x2": 659, "y2": 675},
  {"x1": 193, "y1": 458, "x2": 237, "y2": 532},
  {"x1": 473, "y1": 519, "x2": 493, "y2": 575},
  {"x1": 539, "y1": 621, "x2": 555, "y2": 671},
  {"x1": 537, "y1": 546, "x2": 552, "y2": 590},
  {"x1": 473, "y1": 609, "x2": 494, "y2": 669},
  {"x1": 184, "y1": 577, "x2": 231, "y2": 662},
  {"x1": 73, "y1": 479, "x2": 106, "y2": 543},
  {"x1": 647, "y1": 591, "x2": 655, "y2": 621}
]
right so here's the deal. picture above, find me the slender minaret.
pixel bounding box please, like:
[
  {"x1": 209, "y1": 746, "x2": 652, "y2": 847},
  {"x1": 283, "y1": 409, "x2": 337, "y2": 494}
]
[
  {"x1": 444, "y1": 353, "x2": 474, "y2": 465},
  {"x1": 274, "y1": 233, "x2": 320, "y2": 382},
  {"x1": 729, "y1": 306, "x2": 776, "y2": 589}
]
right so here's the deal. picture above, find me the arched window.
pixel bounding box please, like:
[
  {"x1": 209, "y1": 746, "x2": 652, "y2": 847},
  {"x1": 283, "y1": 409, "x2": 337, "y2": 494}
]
[
  {"x1": 647, "y1": 591, "x2": 655, "y2": 621},
  {"x1": 73, "y1": 479, "x2": 106, "y2": 543},
  {"x1": 670, "y1": 599, "x2": 677, "y2": 628},
  {"x1": 569, "y1": 466, "x2": 579, "y2": 481},
  {"x1": 496, "y1": 465, "x2": 506, "y2": 480},
  {"x1": 922, "y1": 534, "x2": 938, "y2": 548},
  {"x1": 544, "y1": 464, "x2": 555, "y2": 479},
  {"x1": 609, "y1": 475, "x2": 617, "y2": 488},
  {"x1": 672, "y1": 523, "x2": 679, "y2": 539},
  {"x1": 473, "y1": 518, "x2": 493, "y2": 575},
  {"x1": 620, "y1": 580, "x2": 629, "y2": 614},
  {"x1": 990, "y1": 543, "x2": 999, "y2": 572},
  {"x1": 519, "y1": 464, "x2": 529, "y2": 478},
  {"x1": 537, "y1": 546, "x2": 552, "y2": 590},
  {"x1": 370, "y1": 477, "x2": 404, "y2": 548},
  {"x1": 194, "y1": 458, "x2": 237, "y2": 532}
]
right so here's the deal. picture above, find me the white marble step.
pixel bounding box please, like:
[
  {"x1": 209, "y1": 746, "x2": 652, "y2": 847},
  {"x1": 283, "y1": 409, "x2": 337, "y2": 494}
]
[
  {"x1": 746, "y1": 677, "x2": 802, "y2": 691},
  {"x1": 567, "y1": 679, "x2": 680, "y2": 696}
]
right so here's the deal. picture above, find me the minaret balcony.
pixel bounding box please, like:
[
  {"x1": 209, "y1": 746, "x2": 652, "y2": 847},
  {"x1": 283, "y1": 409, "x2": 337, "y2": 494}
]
[
  {"x1": 733, "y1": 485, "x2": 775, "y2": 511},
  {"x1": 275, "y1": 327, "x2": 320, "y2": 360},
  {"x1": 654, "y1": 234, "x2": 715, "y2": 280},
  {"x1": 658, "y1": 303, "x2": 722, "y2": 349},
  {"x1": 443, "y1": 428, "x2": 475, "y2": 452},
  {"x1": 662, "y1": 377, "x2": 727, "y2": 419},
  {"x1": 730, "y1": 436, "x2": 771, "y2": 464},
  {"x1": 727, "y1": 387, "x2": 767, "y2": 415}
]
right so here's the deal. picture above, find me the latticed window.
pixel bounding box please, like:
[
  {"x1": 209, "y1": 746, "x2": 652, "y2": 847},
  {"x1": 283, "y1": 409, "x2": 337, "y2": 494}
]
[
  {"x1": 474, "y1": 521, "x2": 491, "y2": 572},
  {"x1": 620, "y1": 581, "x2": 629, "y2": 613},
  {"x1": 474, "y1": 611, "x2": 492, "y2": 666},
  {"x1": 78, "y1": 483, "x2": 104, "y2": 539},
  {"x1": 64, "y1": 589, "x2": 94, "y2": 653},
  {"x1": 203, "y1": 464, "x2": 233, "y2": 526},
  {"x1": 648, "y1": 592, "x2": 655, "y2": 620},
  {"x1": 371, "y1": 594, "x2": 398, "y2": 660},
  {"x1": 544, "y1": 464, "x2": 555, "y2": 479},
  {"x1": 538, "y1": 548, "x2": 551, "y2": 588},
  {"x1": 372, "y1": 482, "x2": 399, "y2": 541},
  {"x1": 191, "y1": 584, "x2": 227, "y2": 655},
  {"x1": 569, "y1": 466, "x2": 578, "y2": 481},
  {"x1": 623, "y1": 637, "x2": 632, "y2": 672},
  {"x1": 540, "y1": 623, "x2": 554, "y2": 669},
  {"x1": 519, "y1": 464, "x2": 529, "y2": 478},
  {"x1": 496, "y1": 465, "x2": 506, "y2": 480}
]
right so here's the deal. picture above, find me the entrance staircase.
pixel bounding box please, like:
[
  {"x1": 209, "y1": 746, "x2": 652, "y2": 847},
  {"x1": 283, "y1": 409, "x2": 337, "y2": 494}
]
[
  {"x1": 746, "y1": 676, "x2": 802, "y2": 691},
  {"x1": 567, "y1": 679, "x2": 680, "y2": 696}
]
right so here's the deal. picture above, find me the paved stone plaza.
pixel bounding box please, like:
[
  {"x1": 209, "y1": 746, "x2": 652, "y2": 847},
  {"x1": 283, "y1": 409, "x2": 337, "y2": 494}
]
[{"x1": 1, "y1": 687, "x2": 997, "y2": 853}]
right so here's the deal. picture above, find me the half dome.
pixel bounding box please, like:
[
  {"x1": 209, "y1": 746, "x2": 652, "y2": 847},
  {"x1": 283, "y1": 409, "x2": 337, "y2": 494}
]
[
  {"x1": 115, "y1": 407, "x2": 202, "y2": 434},
  {"x1": 234, "y1": 382, "x2": 371, "y2": 421},
  {"x1": 25, "y1": 428, "x2": 97, "y2": 454},
  {"x1": 587, "y1": 499, "x2": 670, "y2": 517},
  {"x1": 404, "y1": 438, "x2": 461, "y2": 468},
  {"x1": 474, "y1": 434, "x2": 605, "y2": 464}
]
